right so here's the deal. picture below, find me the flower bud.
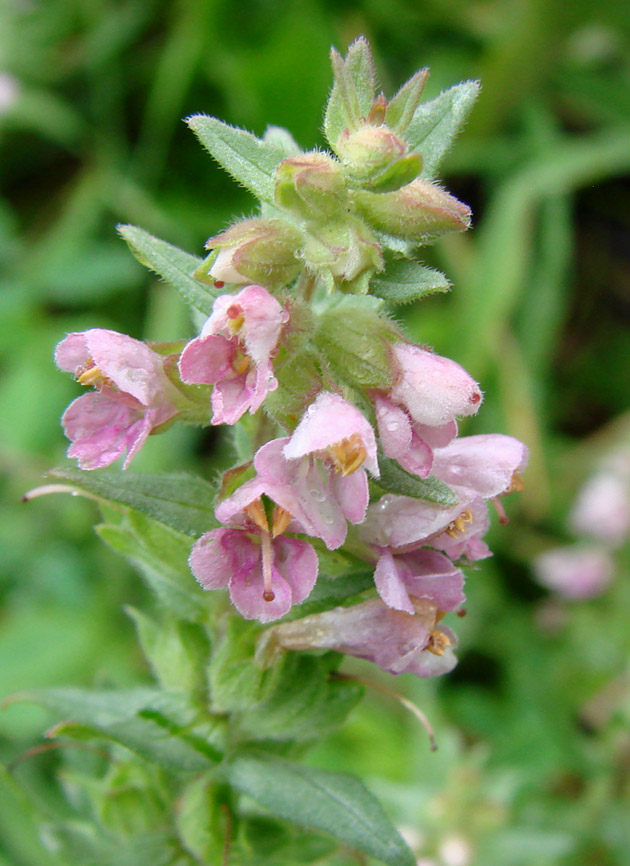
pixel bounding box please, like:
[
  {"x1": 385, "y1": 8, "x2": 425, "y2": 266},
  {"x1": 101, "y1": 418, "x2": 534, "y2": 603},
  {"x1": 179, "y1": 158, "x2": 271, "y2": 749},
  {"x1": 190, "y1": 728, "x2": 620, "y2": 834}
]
[
  {"x1": 197, "y1": 218, "x2": 302, "y2": 289},
  {"x1": 301, "y1": 217, "x2": 382, "y2": 292},
  {"x1": 275, "y1": 152, "x2": 347, "y2": 221},
  {"x1": 337, "y1": 124, "x2": 422, "y2": 192},
  {"x1": 353, "y1": 178, "x2": 471, "y2": 244}
]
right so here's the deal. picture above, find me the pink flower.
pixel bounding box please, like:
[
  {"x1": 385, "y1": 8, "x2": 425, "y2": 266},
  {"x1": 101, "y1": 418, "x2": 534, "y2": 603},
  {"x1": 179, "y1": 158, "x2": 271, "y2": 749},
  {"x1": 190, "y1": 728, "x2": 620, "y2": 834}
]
[
  {"x1": 254, "y1": 392, "x2": 379, "y2": 550},
  {"x1": 374, "y1": 345, "x2": 481, "y2": 478},
  {"x1": 389, "y1": 344, "x2": 482, "y2": 428},
  {"x1": 569, "y1": 454, "x2": 630, "y2": 547},
  {"x1": 55, "y1": 329, "x2": 181, "y2": 469},
  {"x1": 361, "y1": 433, "x2": 527, "y2": 556},
  {"x1": 191, "y1": 477, "x2": 318, "y2": 622},
  {"x1": 261, "y1": 597, "x2": 458, "y2": 678},
  {"x1": 178, "y1": 285, "x2": 287, "y2": 425},
  {"x1": 374, "y1": 548, "x2": 465, "y2": 615},
  {"x1": 533, "y1": 545, "x2": 613, "y2": 600}
]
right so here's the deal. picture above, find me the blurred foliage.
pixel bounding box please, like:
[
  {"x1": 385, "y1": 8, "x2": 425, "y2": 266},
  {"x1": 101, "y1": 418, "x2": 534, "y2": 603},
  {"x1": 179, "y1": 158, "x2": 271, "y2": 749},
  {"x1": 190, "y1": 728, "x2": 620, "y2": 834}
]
[{"x1": 1, "y1": 0, "x2": 629, "y2": 863}]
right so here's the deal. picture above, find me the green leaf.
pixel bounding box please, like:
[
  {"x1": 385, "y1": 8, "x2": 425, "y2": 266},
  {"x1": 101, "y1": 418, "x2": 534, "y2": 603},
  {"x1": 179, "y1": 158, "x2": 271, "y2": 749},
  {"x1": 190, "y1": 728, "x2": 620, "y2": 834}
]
[
  {"x1": 13, "y1": 688, "x2": 222, "y2": 771},
  {"x1": 386, "y1": 68, "x2": 430, "y2": 135},
  {"x1": 186, "y1": 115, "x2": 286, "y2": 204},
  {"x1": 0, "y1": 765, "x2": 66, "y2": 866},
  {"x1": 48, "y1": 466, "x2": 216, "y2": 538},
  {"x1": 375, "y1": 451, "x2": 458, "y2": 506},
  {"x1": 371, "y1": 256, "x2": 451, "y2": 304},
  {"x1": 97, "y1": 512, "x2": 207, "y2": 621},
  {"x1": 406, "y1": 81, "x2": 480, "y2": 178},
  {"x1": 263, "y1": 125, "x2": 301, "y2": 156},
  {"x1": 117, "y1": 224, "x2": 216, "y2": 316},
  {"x1": 313, "y1": 295, "x2": 398, "y2": 391},
  {"x1": 242, "y1": 654, "x2": 363, "y2": 743},
  {"x1": 126, "y1": 608, "x2": 210, "y2": 694},
  {"x1": 226, "y1": 752, "x2": 416, "y2": 866},
  {"x1": 324, "y1": 38, "x2": 375, "y2": 149},
  {"x1": 208, "y1": 618, "x2": 272, "y2": 713}
]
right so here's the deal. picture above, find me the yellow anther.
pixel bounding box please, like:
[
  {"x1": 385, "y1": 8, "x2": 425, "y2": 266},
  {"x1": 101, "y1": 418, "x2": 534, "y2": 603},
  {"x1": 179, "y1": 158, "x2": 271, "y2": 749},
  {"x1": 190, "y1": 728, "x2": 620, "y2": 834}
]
[
  {"x1": 271, "y1": 505, "x2": 292, "y2": 537},
  {"x1": 76, "y1": 361, "x2": 113, "y2": 389},
  {"x1": 507, "y1": 471, "x2": 525, "y2": 494},
  {"x1": 427, "y1": 629, "x2": 451, "y2": 657},
  {"x1": 445, "y1": 507, "x2": 473, "y2": 538},
  {"x1": 232, "y1": 350, "x2": 250, "y2": 375},
  {"x1": 328, "y1": 433, "x2": 367, "y2": 476},
  {"x1": 227, "y1": 314, "x2": 245, "y2": 335},
  {"x1": 244, "y1": 499, "x2": 269, "y2": 533}
]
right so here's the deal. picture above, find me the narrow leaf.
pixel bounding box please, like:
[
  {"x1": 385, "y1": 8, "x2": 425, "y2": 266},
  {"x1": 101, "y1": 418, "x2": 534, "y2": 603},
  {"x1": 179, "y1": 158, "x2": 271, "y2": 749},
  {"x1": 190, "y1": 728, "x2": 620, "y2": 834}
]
[
  {"x1": 186, "y1": 115, "x2": 286, "y2": 204},
  {"x1": 371, "y1": 257, "x2": 451, "y2": 304},
  {"x1": 375, "y1": 451, "x2": 458, "y2": 506},
  {"x1": 345, "y1": 37, "x2": 376, "y2": 119},
  {"x1": 406, "y1": 81, "x2": 480, "y2": 178},
  {"x1": 324, "y1": 38, "x2": 375, "y2": 149},
  {"x1": 98, "y1": 515, "x2": 206, "y2": 620},
  {"x1": 386, "y1": 68, "x2": 430, "y2": 135},
  {"x1": 117, "y1": 224, "x2": 216, "y2": 316},
  {"x1": 12, "y1": 688, "x2": 221, "y2": 771},
  {"x1": 324, "y1": 49, "x2": 361, "y2": 148},
  {"x1": 227, "y1": 752, "x2": 416, "y2": 866},
  {"x1": 48, "y1": 466, "x2": 216, "y2": 538}
]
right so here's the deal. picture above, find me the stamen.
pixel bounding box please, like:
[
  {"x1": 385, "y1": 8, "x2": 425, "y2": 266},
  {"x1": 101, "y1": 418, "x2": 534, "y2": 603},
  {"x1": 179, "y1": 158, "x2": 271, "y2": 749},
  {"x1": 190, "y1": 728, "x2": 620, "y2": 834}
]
[
  {"x1": 76, "y1": 360, "x2": 113, "y2": 389},
  {"x1": 329, "y1": 433, "x2": 367, "y2": 476},
  {"x1": 445, "y1": 507, "x2": 474, "y2": 538},
  {"x1": 213, "y1": 280, "x2": 225, "y2": 288},
  {"x1": 231, "y1": 350, "x2": 250, "y2": 375},
  {"x1": 260, "y1": 530, "x2": 275, "y2": 602},
  {"x1": 506, "y1": 471, "x2": 525, "y2": 494},
  {"x1": 470, "y1": 389, "x2": 482, "y2": 405},
  {"x1": 244, "y1": 499, "x2": 269, "y2": 533},
  {"x1": 427, "y1": 629, "x2": 451, "y2": 657},
  {"x1": 271, "y1": 505, "x2": 292, "y2": 537},
  {"x1": 491, "y1": 497, "x2": 509, "y2": 525}
]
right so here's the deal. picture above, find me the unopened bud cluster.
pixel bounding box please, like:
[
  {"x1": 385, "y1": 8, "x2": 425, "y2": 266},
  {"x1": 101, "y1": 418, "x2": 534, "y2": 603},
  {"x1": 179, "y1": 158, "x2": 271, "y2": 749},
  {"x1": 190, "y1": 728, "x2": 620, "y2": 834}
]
[{"x1": 54, "y1": 39, "x2": 527, "y2": 679}]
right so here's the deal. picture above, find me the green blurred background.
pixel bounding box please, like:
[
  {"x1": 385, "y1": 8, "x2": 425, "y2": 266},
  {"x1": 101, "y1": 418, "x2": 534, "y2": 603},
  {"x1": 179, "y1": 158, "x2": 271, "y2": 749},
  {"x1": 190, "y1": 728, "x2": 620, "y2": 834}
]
[{"x1": 1, "y1": 0, "x2": 629, "y2": 863}]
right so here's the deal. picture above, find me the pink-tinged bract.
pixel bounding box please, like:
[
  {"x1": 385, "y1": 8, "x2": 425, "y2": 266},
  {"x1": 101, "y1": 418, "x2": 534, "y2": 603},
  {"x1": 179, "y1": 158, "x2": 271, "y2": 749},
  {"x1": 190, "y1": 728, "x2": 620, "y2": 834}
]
[{"x1": 178, "y1": 284, "x2": 286, "y2": 425}]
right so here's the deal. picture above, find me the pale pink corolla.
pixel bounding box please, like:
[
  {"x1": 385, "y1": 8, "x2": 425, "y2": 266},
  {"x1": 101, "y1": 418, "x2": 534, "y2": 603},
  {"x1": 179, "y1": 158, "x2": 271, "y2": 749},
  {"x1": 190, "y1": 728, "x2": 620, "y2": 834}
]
[
  {"x1": 569, "y1": 460, "x2": 630, "y2": 548},
  {"x1": 55, "y1": 329, "x2": 181, "y2": 469},
  {"x1": 374, "y1": 344, "x2": 481, "y2": 479},
  {"x1": 261, "y1": 597, "x2": 458, "y2": 678},
  {"x1": 389, "y1": 344, "x2": 482, "y2": 428},
  {"x1": 178, "y1": 285, "x2": 287, "y2": 425},
  {"x1": 191, "y1": 477, "x2": 318, "y2": 622},
  {"x1": 254, "y1": 392, "x2": 379, "y2": 550},
  {"x1": 362, "y1": 433, "x2": 528, "y2": 553},
  {"x1": 374, "y1": 548, "x2": 465, "y2": 615},
  {"x1": 532, "y1": 544, "x2": 613, "y2": 600},
  {"x1": 374, "y1": 394, "x2": 456, "y2": 478}
]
